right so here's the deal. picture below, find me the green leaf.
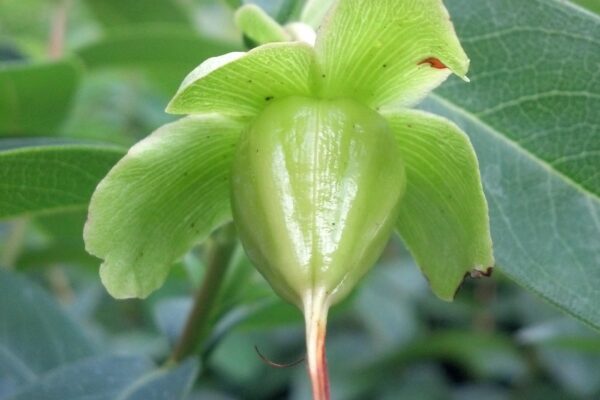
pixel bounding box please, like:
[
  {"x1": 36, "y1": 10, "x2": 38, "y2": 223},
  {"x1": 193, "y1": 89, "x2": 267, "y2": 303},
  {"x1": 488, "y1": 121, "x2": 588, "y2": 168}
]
[
  {"x1": 167, "y1": 42, "x2": 315, "y2": 118},
  {"x1": 17, "y1": 211, "x2": 97, "y2": 270},
  {"x1": 0, "y1": 139, "x2": 125, "y2": 220},
  {"x1": 77, "y1": 27, "x2": 234, "y2": 70},
  {"x1": 84, "y1": 115, "x2": 244, "y2": 299},
  {"x1": 235, "y1": 5, "x2": 290, "y2": 45},
  {"x1": 6, "y1": 356, "x2": 198, "y2": 400},
  {"x1": 76, "y1": 26, "x2": 237, "y2": 94},
  {"x1": 518, "y1": 319, "x2": 600, "y2": 395},
  {"x1": 571, "y1": 0, "x2": 600, "y2": 14},
  {"x1": 424, "y1": 0, "x2": 600, "y2": 326},
  {"x1": 379, "y1": 331, "x2": 527, "y2": 381},
  {"x1": 386, "y1": 110, "x2": 493, "y2": 301},
  {"x1": 223, "y1": 0, "x2": 242, "y2": 10},
  {"x1": 83, "y1": 0, "x2": 190, "y2": 30},
  {"x1": 313, "y1": 0, "x2": 469, "y2": 110},
  {"x1": 0, "y1": 60, "x2": 81, "y2": 136},
  {"x1": 0, "y1": 269, "x2": 94, "y2": 396}
]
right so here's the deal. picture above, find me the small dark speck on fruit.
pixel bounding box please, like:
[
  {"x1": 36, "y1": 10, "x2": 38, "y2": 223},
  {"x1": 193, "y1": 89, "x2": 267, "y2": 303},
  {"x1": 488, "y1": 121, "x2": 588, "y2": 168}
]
[
  {"x1": 382, "y1": 64, "x2": 387, "y2": 68},
  {"x1": 265, "y1": 96, "x2": 274, "y2": 101},
  {"x1": 322, "y1": 74, "x2": 326, "y2": 78},
  {"x1": 247, "y1": 79, "x2": 253, "y2": 84}
]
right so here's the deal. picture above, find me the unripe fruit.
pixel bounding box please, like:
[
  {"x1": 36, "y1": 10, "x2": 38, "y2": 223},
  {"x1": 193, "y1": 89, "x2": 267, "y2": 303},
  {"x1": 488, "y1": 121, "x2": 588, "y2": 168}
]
[
  {"x1": 232, "y1": 96, "x2": 405, "y2": 307},
  {"x1": 231, "y1": 96, "x2": 405, "y2": 399}
]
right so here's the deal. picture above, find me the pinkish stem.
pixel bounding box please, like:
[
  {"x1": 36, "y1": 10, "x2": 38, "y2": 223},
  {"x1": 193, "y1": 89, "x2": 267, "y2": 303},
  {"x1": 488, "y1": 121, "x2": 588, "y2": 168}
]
[{"x1": 304, "y1": 289, "x2": 331, "y2": 400}]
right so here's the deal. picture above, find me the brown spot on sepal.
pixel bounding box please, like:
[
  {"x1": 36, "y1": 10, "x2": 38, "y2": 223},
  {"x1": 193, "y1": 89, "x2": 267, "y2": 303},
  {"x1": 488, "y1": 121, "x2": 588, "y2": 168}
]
[
  {"x1": 452, "y1": 265, "x2": 495, "y2": 299},
  {"x1": 418, "y1": 57, "x2": 448, "y2": 70},
  {"x1": 469, "y1": 266, "x2": 494, "y2": 279}
]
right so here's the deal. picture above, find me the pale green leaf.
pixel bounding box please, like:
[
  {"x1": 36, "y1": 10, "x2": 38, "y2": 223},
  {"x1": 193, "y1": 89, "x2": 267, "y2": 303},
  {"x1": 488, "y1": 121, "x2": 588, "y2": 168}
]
[
  {"x1": 235, "y1": 4, "x2": 290, "y2": 45},
  {"x1": 386, "y1": 110, "x2": 493, "y2": 300},
  {"x1": 314, "y1": 0, "x2": 469, "y2": 110},
  {"x1": 0, "y1": 269, "x2": 94, "y2": 396},
  {"x1": 300, "y1": 0, "x2": 336, "y2": 28},
  {"x1": 84, "y1": 115, "x2": 244, "y2": 299},
  {"x1": 0, "y1": 139, "x2": 125, "y2": 220},
  {"x1": 167, "y1": 42, "x2": 316, "y2": 118},
  {"x1": 6, "y1": 356, "x2": 198, "y2": 400},
  {"x1": 425, "y1": 0, "x2": 600, "y2": 326},
  {"x1": 0, "y1": 60, "x2": 81, "y2": 136}
]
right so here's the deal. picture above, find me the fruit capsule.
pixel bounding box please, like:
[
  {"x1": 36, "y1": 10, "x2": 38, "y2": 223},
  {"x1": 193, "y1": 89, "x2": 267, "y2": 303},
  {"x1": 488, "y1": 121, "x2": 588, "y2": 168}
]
[{"x1": 231, "y1": 96, "x2": 405, "y2": 399}]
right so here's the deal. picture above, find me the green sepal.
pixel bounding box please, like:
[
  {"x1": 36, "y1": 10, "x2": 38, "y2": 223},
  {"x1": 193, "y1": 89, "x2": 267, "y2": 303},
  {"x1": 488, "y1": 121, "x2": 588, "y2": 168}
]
[
  {"x1": 235, "y1": 4, "x2": 291, "y2": 44},
  {"x1": 314, "y1": 0, "x2": 469, "y2": 110},
  {"x1": 84, "y1": 115, "x2": 244, "y2": 299},
  {"x1": 300, "y1": 0, "x2": 336, "y2": 28},
  {"x1": 385, "y1": 109, "x2": 494, "y2": 300},
  {"x1": 166, "y1": 42, "x2": 316, "y2": 118}
]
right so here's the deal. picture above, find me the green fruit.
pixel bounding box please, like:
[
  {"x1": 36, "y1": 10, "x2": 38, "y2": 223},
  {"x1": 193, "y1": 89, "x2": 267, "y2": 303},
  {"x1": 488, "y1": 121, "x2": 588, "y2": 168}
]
[
  {"x1": 231, "y1": 96, "x2": 405, "y2": 398},
  {"x1": 231, "y1": 96, "x2": 406, "y2": 308}
]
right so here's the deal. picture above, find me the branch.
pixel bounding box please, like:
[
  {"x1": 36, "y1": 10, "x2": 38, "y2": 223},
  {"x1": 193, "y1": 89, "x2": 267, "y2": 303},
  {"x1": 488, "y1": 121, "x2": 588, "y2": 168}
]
[{"x1": 169, "y1": 223, "x2": 237, "y2": 364}]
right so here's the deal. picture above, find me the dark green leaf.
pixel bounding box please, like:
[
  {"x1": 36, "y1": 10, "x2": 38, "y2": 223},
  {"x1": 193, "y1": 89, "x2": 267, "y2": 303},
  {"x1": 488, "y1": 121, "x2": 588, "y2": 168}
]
[
  {"x1": 571, "y1": 0, "x2": 600, "y2": 14},
  {"x1": 0, "y1": 269, "x2": 94, "y2": 396},
  {"x1": 374, "y1": 331, "x2": 527, "y2": 382},
  {"x1": 519, "y1": 319, "x2": 600, "y2": 396},
  {"x1": 76, "y1": 27, "x2": 238, "y2": 94},
  {"x1": 17, "y1": 211, "x2": 97, "y2": 269},
  {"x1": 84, "y1": 0, "x2": 190, "y2": 30},
  {"x1": 0, "y1": 139, "x2": 125, "y2": 220},
  {"x1": 6, "y1": 356, "x2": 198, "y2": 400},
  {"x1": 423, "y1": 0, "x2": 600, "y2": 328},
  {"x1": 0, "y1": 60, "x2": 81, "y2": 136},
  {"x1": 223, "y1": 0, "x2": 242, "y2": 10}
]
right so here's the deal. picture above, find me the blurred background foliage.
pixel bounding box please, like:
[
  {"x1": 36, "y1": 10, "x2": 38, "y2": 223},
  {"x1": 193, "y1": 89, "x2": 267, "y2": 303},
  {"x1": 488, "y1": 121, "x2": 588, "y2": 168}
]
[{"x1": 0, "y1": 0, "x2": 599, "y2": 399}]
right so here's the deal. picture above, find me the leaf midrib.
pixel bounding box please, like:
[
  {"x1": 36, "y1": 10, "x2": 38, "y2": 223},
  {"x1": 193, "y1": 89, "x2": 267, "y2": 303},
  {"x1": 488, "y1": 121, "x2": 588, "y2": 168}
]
[{"x1": 429, "y1": 93, "x2": 600, "y2": 205}]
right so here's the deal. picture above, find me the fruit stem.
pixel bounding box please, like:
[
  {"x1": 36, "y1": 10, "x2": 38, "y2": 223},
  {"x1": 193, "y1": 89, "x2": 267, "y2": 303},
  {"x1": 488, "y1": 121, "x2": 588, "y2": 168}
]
[{"x1": 304, "y1": 288, "x2": 331, "y2": 400}]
